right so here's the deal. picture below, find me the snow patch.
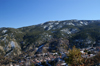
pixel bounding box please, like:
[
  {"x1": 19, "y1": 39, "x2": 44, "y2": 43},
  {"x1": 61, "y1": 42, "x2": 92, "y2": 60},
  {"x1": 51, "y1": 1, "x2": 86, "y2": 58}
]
[
  {"x1": 2, "y1": 30, "x2": 7, "y2": 33},
  {"x1": 80, "y1": 21, "x2": 83, "y2": 24},
  {"x1": 2, "y1": 37, "x2": 6, "y2": 41},
  {"x1": 10, "y1": 41, "x2": 15, "y2": 47},
  {"x1": 67, "y1": 23, "x2": 75, "y2": 26}
]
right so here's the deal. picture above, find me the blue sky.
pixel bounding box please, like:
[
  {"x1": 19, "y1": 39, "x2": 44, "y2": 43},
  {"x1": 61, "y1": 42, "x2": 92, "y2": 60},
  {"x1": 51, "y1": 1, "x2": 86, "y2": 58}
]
[{"x1": 0, "y1": 0, "x2": 100, "y2": 28}]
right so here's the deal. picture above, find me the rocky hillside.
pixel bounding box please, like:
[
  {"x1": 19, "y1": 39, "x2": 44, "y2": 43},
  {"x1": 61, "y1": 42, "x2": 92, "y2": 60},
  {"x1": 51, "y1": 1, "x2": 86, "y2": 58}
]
[{"x1": 0, "y1": 20, "x2": 100, "y2": 57}]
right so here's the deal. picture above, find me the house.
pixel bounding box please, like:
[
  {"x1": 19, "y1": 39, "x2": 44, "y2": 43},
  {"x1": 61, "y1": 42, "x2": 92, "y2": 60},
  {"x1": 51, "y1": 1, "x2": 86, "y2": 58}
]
[
  {"x1": 80, "y1": 50, "x2": 85, "y2": 54},
  {"x1": 61, "y1": 63, "x2": 68, "y2": 66},
  {"x1": 9, "y1": 62, "x2": 13, "y2": 66},
  {"x1": 56, "y1": 60, "x2": 68, "y2": 66},
  {"x1": 14, "y1": 64, "x2": 20, "y2": 66}
]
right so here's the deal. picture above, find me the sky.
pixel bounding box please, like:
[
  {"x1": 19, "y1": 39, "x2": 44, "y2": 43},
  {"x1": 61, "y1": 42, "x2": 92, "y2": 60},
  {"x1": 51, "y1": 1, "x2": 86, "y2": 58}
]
[{"x1": 0, "y1": 0, "x2": 100, "y2": 28}]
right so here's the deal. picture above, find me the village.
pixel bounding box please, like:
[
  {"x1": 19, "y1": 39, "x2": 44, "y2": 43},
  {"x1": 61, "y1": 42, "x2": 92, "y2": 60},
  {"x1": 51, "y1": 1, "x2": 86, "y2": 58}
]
[{"x1": 1, "y1": 46, "x2": 100, "y2": 66}]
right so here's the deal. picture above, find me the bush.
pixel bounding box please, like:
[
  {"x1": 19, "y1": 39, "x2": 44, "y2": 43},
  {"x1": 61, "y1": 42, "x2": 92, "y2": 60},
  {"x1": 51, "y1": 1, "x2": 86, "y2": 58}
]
[
  {"x1": 66, "y1": 46, "x2": 83, "y2": 65},
  {"x1": 84, "y1": 50, "x2": 88, "y2": 52}
]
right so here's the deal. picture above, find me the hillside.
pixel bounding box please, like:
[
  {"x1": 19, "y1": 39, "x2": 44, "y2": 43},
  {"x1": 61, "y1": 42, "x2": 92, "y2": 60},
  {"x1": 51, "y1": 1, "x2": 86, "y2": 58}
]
[{"x1": 0, "y1": 20, "x2": 100, "y2": 57}]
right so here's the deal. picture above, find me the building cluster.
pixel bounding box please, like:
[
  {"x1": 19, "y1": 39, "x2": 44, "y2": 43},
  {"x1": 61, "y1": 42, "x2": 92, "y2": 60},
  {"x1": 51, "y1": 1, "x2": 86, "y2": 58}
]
[{"x1": 1, "y1": 47, "x2": 100, "y2": 66}]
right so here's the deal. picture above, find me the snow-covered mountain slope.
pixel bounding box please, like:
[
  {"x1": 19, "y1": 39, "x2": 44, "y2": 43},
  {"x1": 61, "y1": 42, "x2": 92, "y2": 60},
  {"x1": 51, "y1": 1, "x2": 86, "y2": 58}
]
[{"x1": 0, "y1": 20, "x2": 100, "y2": 57}]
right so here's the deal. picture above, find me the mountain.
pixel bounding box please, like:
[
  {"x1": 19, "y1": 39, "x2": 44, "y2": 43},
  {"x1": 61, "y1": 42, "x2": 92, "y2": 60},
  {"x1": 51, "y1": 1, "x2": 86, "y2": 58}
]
[{"x1": 0, "y1": 20, "x2": 100, "y2": 57}]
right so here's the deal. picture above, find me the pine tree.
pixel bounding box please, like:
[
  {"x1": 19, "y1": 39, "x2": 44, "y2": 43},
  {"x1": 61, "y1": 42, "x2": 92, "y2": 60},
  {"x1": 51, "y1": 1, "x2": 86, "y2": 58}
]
[{"x1": 66, "y1": 46, "x2": 83, "y2": 65}]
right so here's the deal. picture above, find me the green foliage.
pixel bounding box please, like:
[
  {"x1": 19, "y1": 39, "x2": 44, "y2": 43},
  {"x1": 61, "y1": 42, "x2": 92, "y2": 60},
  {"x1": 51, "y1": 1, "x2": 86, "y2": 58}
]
[
  {"x1": 0, "y1": 41, "x2": 5, "y2": 46},
  {"x1": 48, "y1": 60, "x2": 56, "y2": 66},
  {"x1": 41, "y1": 61, "x2": 46, "y2": 65},
  {"x1": 31, "y1": 63, "x2": 35, "y2": 66},
  {"x1": 88, "y1": 51, "x2": 91, "y2": 54},
  {"x1": 84, "y1": 49, "x2": 88, "y2": 52},
  {"x1": 65, "y1": 46, "x2": 83, "y2": 65},
  {"x1": 58, "y1": 52, "x2": 61, "y2": 56}
]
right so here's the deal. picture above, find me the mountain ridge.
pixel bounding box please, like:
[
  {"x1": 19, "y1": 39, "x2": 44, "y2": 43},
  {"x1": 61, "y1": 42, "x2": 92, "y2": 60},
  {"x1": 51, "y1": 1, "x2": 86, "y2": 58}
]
[{"x1": 0, "y1": 19, "x2": 100, "y2": 57}]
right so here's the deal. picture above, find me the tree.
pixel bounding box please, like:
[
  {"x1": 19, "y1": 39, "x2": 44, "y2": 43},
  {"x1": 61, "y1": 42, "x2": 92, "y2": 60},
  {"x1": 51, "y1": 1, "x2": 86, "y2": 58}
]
[
  {"x1": 41, "y1": 61, "x2": 46, "y2": 65},
  {"x1": 65, "y1": 46, "x2": 83, "y2": 66},
  {"x1": 84, "y1": 49, "x2": 88, "y2": 52},
  {"x1": 31, "y1": 63, "x2": 35, "y2": 66}
]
